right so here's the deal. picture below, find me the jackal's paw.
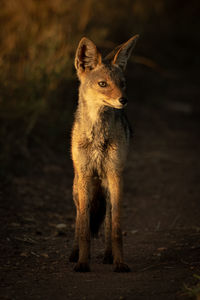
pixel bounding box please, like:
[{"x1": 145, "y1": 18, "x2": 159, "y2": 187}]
[
  {"x1": 69, "y1": 249, "x2": 79, "y2": 262},
  {"x1": 114, "y1": 262, "x2": 130, "y2": 273},
  {"x1": 74, "y1": 262, "x2": 90, "y2": 272},
  {"x1": 103, "y1": 252, "x2": 113, "y2": 264}
]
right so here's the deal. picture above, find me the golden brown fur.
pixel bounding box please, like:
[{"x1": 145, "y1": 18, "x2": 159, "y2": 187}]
[{"x1": 69, "y1": 35, "x2": 139, "y2": 272}]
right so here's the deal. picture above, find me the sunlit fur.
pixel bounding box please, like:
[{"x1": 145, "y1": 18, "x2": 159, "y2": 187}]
[{"x1": 70, "y1": 35, "x2": 138, "y2": 272}]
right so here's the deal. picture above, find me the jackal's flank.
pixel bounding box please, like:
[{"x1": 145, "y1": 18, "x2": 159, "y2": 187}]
[{"x1": 70, "y1": 35, "x2": 139, "y2": 272}]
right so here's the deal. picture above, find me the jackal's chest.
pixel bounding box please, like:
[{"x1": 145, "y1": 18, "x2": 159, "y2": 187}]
[
  {"x1": 72, "y1": 115, "x2": 129, "y2": 173},
  {"x1": 80, "y1": 133, "x2": 110, "y2": 161},
  {"x1": 89, "y1": 139, "x2": 109, "y2": 164},
  {"x1": 74, "y1": 133, "x2": 128, "y2": 175}
]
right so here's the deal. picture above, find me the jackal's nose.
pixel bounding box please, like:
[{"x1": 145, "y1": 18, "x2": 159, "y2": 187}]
[{"x1": 119, "y1": 97, "x2": 128, "y2": 105}]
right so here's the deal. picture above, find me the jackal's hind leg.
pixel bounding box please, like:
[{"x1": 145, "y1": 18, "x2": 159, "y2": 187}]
[
  {"x1": 69, "y1": 211, "x2": 79, "y2": 262},
  {"x1": 103, "y1": 199, "x2": 113, "y2": 264},
  {"x1": 69, "y1": 248, "x2": 79, "y2": 263}
]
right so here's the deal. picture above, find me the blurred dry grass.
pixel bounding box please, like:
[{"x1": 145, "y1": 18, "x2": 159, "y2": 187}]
[{"x1": 0, "y1": 0, "x2": 199, "y2": 180}]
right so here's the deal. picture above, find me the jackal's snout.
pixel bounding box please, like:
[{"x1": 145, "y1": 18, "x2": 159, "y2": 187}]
[
  {"x1": 111, "y1": 88, "x2": 128, "y2": 108},
  {"x1": 102, "y1": 88, "x2": 128, "y2": 109},
  {"x1": 119, "y1": 97, "x2": 128, "y2": 106}
]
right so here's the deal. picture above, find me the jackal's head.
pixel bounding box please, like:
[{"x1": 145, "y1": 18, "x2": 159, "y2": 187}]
[{"x1": 75, "y1": 35, "x2": 139, "y2": 109}]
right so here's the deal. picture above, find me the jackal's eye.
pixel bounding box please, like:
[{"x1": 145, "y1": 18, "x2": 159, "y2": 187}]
[{"x1": 98, "y1": 81, "x2": 107, "y2": 87}]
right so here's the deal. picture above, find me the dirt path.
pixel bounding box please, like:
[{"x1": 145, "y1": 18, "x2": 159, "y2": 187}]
[{"x1": 1, "y1": 98, "x2": 200, "y2": 299}]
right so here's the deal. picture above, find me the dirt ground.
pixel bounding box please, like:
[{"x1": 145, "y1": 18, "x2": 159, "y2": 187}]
[{"x1": 1, "y1": 67, "x2": 200, "y2": 299}]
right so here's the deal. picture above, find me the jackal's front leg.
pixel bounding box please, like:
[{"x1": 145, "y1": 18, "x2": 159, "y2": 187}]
[
  {"x1": 107, "y1": 173, "x2": 130, "y2": 272},
  {"x1": 73, "y1": 175, "x2": 91, "y2": 272},
  {"x1": 69, "y1": 175, "x2": 79, "y2": 263}
]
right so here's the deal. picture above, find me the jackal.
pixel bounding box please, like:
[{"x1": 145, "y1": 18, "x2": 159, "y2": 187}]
[{"x1": 69, "y1": 35, "x2": 139, "y2": 272}]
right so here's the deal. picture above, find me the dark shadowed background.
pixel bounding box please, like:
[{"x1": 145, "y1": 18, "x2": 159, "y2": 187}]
[
  {"x1": 0, "y1": 0, "x2": 199, "y2": 179},
  {"x1": 0, "y1": 1, "x2": 200, "y2": 299}
]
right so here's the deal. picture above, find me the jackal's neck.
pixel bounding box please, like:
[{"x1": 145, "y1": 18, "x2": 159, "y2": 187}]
[
  {"x1": 78, "y1": 88, "x2": 111, "y2": 125},
  {"x1": 76, "y1": 87, "x2": 116, "y2": 142}
]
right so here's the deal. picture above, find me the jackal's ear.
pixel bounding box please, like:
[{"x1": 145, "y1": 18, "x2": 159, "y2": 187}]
[
  {"x1": 75, "y1": 37, "x2": 101, "y2": 74},
  {"x1": 106, "y1": 35, "x2": 139, "y2": 71}
]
